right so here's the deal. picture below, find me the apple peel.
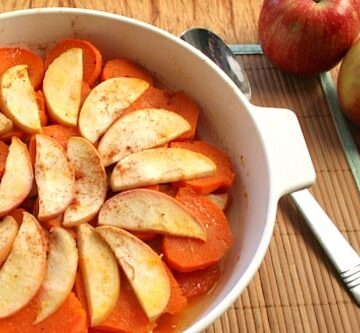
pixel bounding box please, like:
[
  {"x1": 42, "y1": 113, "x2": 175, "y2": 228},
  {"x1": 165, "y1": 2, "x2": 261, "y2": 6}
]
[
  {"x1": 77, "y1": 223, "x2": 120, "y2": 327},
  {"x1": 110, "y1": 147, "x2": 217, "y2": 191},
  {"x1": 63, "y1": 136, "x2": 107, "y2": 227},
  {"x1": 0, "y1": 216, "x2": 19, "y2": 266},
  {"x1": 0, "y1": 137, "x2": 34, "y2": 218},
  {"x1": 0, "y1": 113, "x2": 13, "y2": 135},
  {"x1": 206, "y1": 192, "x2": 229, "y2": 210},
  {"x1": 43, "y1": 48, "x2": 83, "y2": 126},
  {"x1": 79, "y1": 77, "x2": 149, "y2": 143},
  {"x1": 98, "y1": 108, "x2": 191, "y2": 166},
  {"x1": 0, "y1": 212, "x2": 47, "y2": 318},
  {"x1": 98, "y1": 189, "x2": 206, "y2": 240},
  {"x1": 0, "y1": 64, "x2": 41, "y2": 134},
  {"x1": 34, "y1": 227, "x2": 79, "y2": 324},
  {"x1": 35, "y1": 134, "x2": 75, "y2": 221},
  {"x1": 96, "y1": 225, "x2": 171, "y2": 321}
]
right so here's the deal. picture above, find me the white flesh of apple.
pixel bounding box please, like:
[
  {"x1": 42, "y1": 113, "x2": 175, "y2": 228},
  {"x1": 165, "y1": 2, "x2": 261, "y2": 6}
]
[
  {"x1": 78, "y1": 77, "x2": 149, "y2": 143},
  {"x1": 98, "y1": 189, "x2": 206, "y2": 240},
  {"x1": 0, "y1": 113, "x2": 13, "y2": 135},
  {"x1": 0, "y1": 212, "x2": 46, "y2": 318},
  {"x1": 98, "y1": 108, "x2": 191, "y2": 167},
  {"x1": 77, "y1": 223, "x2": 120, "y2": 327},
  {"x1": 35, "y1": 134, "x2": 75, "y2": 220},
  {"x1": 0, "y1": 137, "x2": 34, "y2": 218},
  {"x1": 0, "y1": 65, "x2": 41, "y2": 134},
  {"x1": 110, "y1": 147, "x2": 217, "y2": 191},
  {"x1": 34, "y1": 227, "x2": 78, "y2": 323},
  {"x1": 0, "y1": 216, "x2": 19, "y2": 266},
  {"x1": 206, "y1": 192, "x2": 229, "y2": 210},
  {"x1": 43, "y1": 48, "x2": 83, "y2": 126},
  {"x1": 63, "y1": 137, "x2": 107, "y2": 227},
  {"x1": 96, "y1": 226, "x2": 170, "y2": 321}
]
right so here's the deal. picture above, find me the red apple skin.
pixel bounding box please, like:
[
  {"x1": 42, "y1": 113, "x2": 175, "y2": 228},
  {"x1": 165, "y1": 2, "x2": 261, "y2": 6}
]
[
  {"x1": 353, "y1": 0, "x2": 360, "y2": 17},
  {"x1": 337, "y1": 38, "x2": 360, "y2": 126},
  {"x1": 258, "y1": 0, "x2": 360, "y2": 76}
]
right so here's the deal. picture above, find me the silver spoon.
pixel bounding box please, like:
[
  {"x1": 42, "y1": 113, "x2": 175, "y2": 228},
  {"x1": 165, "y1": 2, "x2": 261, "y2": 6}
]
[
  {"x1": 180, "y1": 27, "x2": 360, "y2": 306},
  {"x1": 181, "y1": 28, "x2": 251, "y2": 100}
]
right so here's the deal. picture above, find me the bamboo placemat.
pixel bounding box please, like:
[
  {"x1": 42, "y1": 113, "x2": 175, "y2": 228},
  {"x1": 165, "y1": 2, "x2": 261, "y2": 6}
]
[{"x1": 204, "y1": 51, "x2": 360, "y2": 332}]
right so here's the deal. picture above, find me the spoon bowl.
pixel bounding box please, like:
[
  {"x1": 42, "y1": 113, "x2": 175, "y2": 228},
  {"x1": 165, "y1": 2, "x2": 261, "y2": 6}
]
[{"x1": 180, "y1": 28, "x2": 252, "y2": 100}]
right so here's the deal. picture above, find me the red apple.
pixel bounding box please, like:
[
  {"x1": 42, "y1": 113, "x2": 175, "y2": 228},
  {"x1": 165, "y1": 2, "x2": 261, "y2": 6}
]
[
  {"x1": 337, "y1": 38, "x2": 360, "y2": 126},
  {"x1": 258, "y1": 0, "x2": 360, "y2": 76}
]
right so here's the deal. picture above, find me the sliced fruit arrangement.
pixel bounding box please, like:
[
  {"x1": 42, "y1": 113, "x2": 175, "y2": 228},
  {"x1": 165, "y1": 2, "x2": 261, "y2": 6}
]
[
  {"x1": 124, "y1": 88, "x2": 200, "y2": 140},
  {"x1": 44, "y1": 38, "x2": 102, "y2": 87},
  {"x1": 43, "y1": 48, "x2": 83, "y2": 126},
  {"x1": 98, "y1": 108, "x2": 191, "y2": 167},
  {"x1": 0, "y1": 112, "x2": 13, "y2": 135},
  {"x1": 162, "y1": 187, "x2": 233, "y2": 272},
  {"x1": 78, "y1": 77, "x2": 149, "y2": 143},
  {"x1": 34, "y1": 134, "x2": 75, "y2": 221},
  {"x1": 206, "y1": 192, "x2": 229, "y2": 210},
  {"x1": 77, "y1": 223, "x2": 120, "y2": 327},
  {"x1": 0, "y1": 39, "x2": 235, "y2": 332},
  {"x1": 0, "y1": 140, "x2": 8, "y2": 177},
  {"x1": 171, "y1": 140, "x2": 235, "y2": 194},
  {"x1": 63, "y1": 136, "x2": 107, "y2": 227},
  {"x1": 0, "y1": 137, "x2": 33, "y2": 217},
  {"x1": 96, "y1": 226, "x2": 171, "y2": 321},
  {"x1": 98, "y1": 189, "x2": 206, "y2": 240},
  {"x1": 0, "y1": 215, "x2": 19, "y2": 266},
  {"x1": 0, "y1": 47, "x2": 44, "y2": 89},
  {"x1": 110, "y1": 147, "x2": 217, "y2": 191},
  {"x1": 0, "y1": 212, "x2": 46, "y2": 318},
  {"x1": 75, "y1": 270, "x2": 157, "y2": 333},
  {"x1": 35, "y1": 227, "x2": 78, "y2": 323},
  {"x1": 0, "y1": 64, "x2": 41, "y2": 134}
]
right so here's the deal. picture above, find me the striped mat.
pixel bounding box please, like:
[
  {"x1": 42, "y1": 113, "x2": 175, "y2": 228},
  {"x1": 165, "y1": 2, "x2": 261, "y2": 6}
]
[{"x1": 204, "y1": 46, "x2": 360, "y2": 333}]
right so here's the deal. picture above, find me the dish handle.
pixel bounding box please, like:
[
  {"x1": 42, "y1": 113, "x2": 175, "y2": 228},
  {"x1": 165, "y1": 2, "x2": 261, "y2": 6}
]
[{"x1": 251, "y1": 105, "x2": 316, "y2": 198}]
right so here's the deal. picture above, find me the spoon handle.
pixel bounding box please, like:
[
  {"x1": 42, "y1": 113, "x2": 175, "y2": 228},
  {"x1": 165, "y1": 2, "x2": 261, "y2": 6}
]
[{"x1": 290, "y1": 189, "x2": 360, "y2": 305}]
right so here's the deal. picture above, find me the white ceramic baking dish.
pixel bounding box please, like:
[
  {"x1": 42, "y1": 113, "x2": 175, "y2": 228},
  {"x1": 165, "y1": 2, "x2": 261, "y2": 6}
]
[{"x1": 0, "y1": 8, "x2": 316, "y2": 332}]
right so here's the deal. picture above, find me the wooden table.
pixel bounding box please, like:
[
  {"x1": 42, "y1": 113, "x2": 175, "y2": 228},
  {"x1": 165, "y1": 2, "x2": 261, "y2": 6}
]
[
  {"x1": 0, "y1": 0, "x2": 262, "y2": 44},
  {"x1": 1, "y1": 1, "x2": 359, "y2": 332}
]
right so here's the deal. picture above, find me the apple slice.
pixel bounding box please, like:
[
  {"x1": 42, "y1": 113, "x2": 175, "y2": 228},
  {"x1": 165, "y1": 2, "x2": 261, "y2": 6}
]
[
  {"x1": 98, "y1": 108, "x2": 191, "y2": 166},
  {"x1": 0, "y1": 137, "x2": 34, "y2": 218},
  {"x1": 63, "y1": 137, "x2": 107, "y2": 227},
  {"x1": 0, "y1": 65, "x2": 41, "y2": 133},
  {"x1": 78, "y1": 77, "x2": 149, "y2": 143},
  {"x1": 0, "y1": 216, "x2": 19, "y2": 266},
  {"x1": 98, "y1": 189, "x2": 206, "y2": 240},
  {"x1": 96, "y1": 226, "x2": 170, "y2": 321},
  {"x1": 35, "y1": 134, "x2": 75, "y2": 220},
  {"x1": 0, "y1": 113, "x2": 13, "y2": 135},
  {"x1": 77, "y1": 223, "x2": 120, "y2": 327},
  {"x1": 206, "y1": 192, "x2": 229, "y2": 210},
  {"x1": 43, "y1": 48, "x2": 83, "y2": 126},
  {"x1": 35, "y1": 227, "x2": 78, "y2": 323},
  {"x1": 110, "y1": 147, "x2": 217, "y2": 191},
  {"x1": 0, "y1": 212, "x2": 47, "y2": 318}
]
